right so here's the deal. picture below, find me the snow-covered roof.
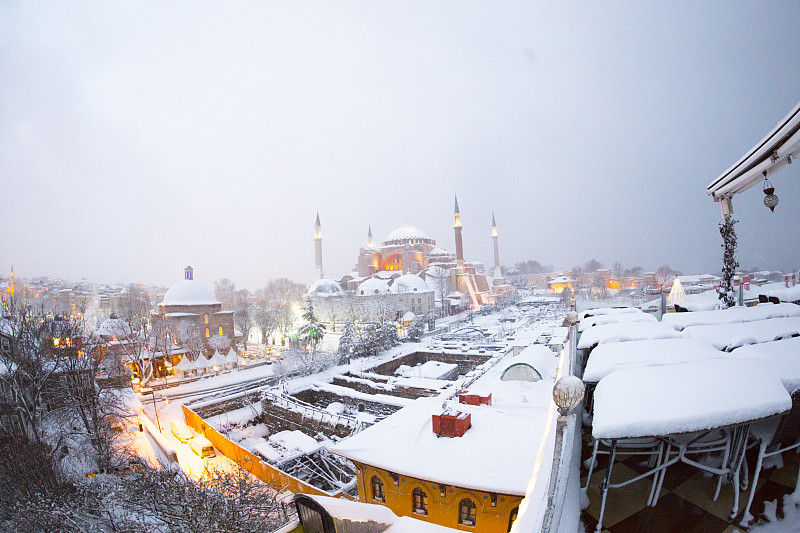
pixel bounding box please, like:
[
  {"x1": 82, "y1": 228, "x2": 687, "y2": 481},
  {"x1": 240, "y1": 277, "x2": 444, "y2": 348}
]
[
  {"x1": 427, "y1": 246, "x2": 450, "y2": 255},
  {"x1": 577, "y1": 322, "x2": 681, "y2": 350},
  {"x1": 301, "y1": 494, "x2": 455, "y2": 532},
  {"x1": 401, "y1": 311, "x2": 415, "y2": 321},
  {"x1": 159, "y1": 279, "x2": 219, "y2": 306},
  {"x1": 96, "y1": 317, "x2": 131, "y2": 337},
  {"x1": 331, "y1": 397, "x2": 549, "y2": 496},
  {"x1": 382, "y1": 224, "x2": 435, "y2": 246},
  {"x1": 765, "y1": 286, "x2": 800, "y2": 302},
  {"x1": 389, "y1": 274, "x2": 431, "y2": 294},
  {"x1": 592, "y1": 358, "x2": 791, "y2": 439},
  {"x1": 548, "y1": 276, "x2": 574, "y2": 284},
  {"x1": 661, "y1": 302, "x2": 800, "y2": 331},
  {"x1": 357, "y1": 277, "x2": 391, "y2": 296},
  {"x1": 223, "y1": 347, "x2": 239, "y2": 364},
  {"x1": 165, "y1": 312, "x2": 199, "y2": 318},
  {"x1": 307, "y1": 278, "x2": 343, "y2": 296}
]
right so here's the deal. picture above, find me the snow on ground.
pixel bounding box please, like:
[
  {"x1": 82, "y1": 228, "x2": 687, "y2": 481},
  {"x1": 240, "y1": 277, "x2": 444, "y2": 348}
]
[
  {"x1": 661, "y1": 302, "x2": 800, "y2": 331},
  {"x1": 206, "y1": 401, "x2": 263, "y2": 430},
  {"x1": 749, "y1": 493, "x2": 800, "y2": 533},
  {"x1": 394, "y1": 360, "x2": 457, "y2": 379}
]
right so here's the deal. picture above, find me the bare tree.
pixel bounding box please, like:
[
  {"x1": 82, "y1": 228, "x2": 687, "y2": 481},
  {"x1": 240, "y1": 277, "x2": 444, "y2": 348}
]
[
  {"x1": 208, "y1": 334, "x2": 230, "y2": 353},
  {"x1": 584, "y1": 258, "x2": 603, "y2": 273},
  {"x1": 214, "y1": 278, "x2": 237, "y2": 309},
  {"x1": 655, "y1": 265, "x2": 676, "y2": 289},
  {"x1": 252, "y1": 305, "x2": 278, "y2": 346},
  {"x1": 611, "y1": 262, "x2": 626, "y2": 288},
  {"x1": 177, "y1": 321, "x2": 205, "y2": 361}
]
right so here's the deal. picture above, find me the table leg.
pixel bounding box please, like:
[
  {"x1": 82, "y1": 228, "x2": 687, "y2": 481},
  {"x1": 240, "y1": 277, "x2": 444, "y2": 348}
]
[{"x1": 595, "y1": 439, "x2": 617, "y2": 533}]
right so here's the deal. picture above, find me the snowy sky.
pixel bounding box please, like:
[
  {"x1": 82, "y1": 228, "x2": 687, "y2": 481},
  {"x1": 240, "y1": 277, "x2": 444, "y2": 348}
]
[{"x1": 1, "y1": 1, "x2": 799, "y2": 290}]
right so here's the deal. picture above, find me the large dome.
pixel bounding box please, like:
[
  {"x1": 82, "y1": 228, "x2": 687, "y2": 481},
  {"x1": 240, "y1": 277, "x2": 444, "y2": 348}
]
[
  {"x1": 382, "y1": 224, "x2": 435, "y2": 246},
  {"x1": 308, "y1": 278, "x2": 343, "y2": 296},
  {"x1": 160, "y1": 280, "x2": 219, "y2": 306},
  {"x1": 357, "y1": 277, "x2": 391, "y2": 296},
  {"x1": 390, "y1": 274, "x2": 431, "y2": 294}
]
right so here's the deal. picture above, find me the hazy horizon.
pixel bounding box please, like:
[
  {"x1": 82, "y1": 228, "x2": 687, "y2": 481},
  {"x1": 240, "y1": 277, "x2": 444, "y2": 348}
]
[{"x1": 2, "y1": 2, "x2": 799, "y2": 290}]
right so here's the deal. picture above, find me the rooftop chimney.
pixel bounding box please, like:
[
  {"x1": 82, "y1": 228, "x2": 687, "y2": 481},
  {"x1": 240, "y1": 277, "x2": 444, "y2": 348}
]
[{"x1": 432, "y1": 410, "x2": 471, "y2": 438}]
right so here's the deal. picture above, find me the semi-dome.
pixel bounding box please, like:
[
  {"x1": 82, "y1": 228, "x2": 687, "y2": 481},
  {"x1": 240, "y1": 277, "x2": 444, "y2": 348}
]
[
  {"x1": 382, "y1": 224, "x2": 435, "y2": 246},
  {"x1": 160, "y1": 279, "x2": 219, "y2": 306},
  {"x1": 308, "y1": 278, "x2": 343, "y2": 296},
  {"x1": 357, "y1": 277, "x2": 391, "y2": 296},
  {"x1": 390, "y1": 274, "x2": 431, "y2": 294}
]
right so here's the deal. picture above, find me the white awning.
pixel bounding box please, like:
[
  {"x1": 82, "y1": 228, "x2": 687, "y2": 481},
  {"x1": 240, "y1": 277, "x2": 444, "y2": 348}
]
[{"x1": 707, "y1": 100, "x2": 800, "y2": 201}]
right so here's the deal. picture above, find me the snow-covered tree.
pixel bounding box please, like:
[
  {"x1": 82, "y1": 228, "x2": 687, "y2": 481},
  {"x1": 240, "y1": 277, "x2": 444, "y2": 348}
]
[
  {"x1": 298, "y1": 300, "x2": 325, "y2": 352},
  {"x1": 208, "y1": 334, "x2": 231, "y2": 352},
  {"x1": 378, "y1": 321, "x2": 399, "y2": 350},
  {"x1": 406, "y1": 316, "x2": 425, "y2": 343},
  {"x1": 718, "y1": 215, "x2": 739, "y2": 308},
  {"x1": 177, "y1": 321, "x2": 204, "y2": 361},
  {"x1": 338, "y1": 320, "x2": 356, "y2": 359}
]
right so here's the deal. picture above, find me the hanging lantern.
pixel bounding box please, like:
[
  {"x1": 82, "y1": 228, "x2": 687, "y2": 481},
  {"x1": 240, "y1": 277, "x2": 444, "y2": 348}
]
[{"x1": 763, "y1": 171, "x2": 779, "y2": 212}]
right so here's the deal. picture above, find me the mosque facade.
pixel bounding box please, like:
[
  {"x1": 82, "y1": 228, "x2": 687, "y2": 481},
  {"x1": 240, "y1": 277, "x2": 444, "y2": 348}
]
[{"x1": 307, "y1": 197, "x2": 514, "y2": 327}]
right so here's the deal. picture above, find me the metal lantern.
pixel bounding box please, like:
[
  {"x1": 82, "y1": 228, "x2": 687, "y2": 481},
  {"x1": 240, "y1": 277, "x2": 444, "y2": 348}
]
[
  {"x1": 552, "y1": 376, "x2": 585, "y2": 416},
  {"x1": 763, "y1": 172, "x2": 779, "y2": 212}
]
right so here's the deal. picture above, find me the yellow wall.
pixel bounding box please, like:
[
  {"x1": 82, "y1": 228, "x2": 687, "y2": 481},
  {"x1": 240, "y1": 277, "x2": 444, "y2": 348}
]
[
  {"x1": 353, "y1": 462, "x2": 521, "y2": 533},
  {"x1": 550, "y1": 282, "x2": 572, "y2": 294}
]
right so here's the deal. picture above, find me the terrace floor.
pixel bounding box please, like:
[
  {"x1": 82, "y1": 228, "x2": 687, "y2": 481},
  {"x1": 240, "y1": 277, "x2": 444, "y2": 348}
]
[{"x1": 579, "y1": 431, "x2": 799, "y2": 532}]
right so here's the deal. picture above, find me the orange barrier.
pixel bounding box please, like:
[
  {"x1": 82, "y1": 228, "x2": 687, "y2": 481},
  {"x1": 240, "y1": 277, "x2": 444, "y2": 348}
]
[{"x1": 182, "y1": 404, "x2": 353, "y2": 499}]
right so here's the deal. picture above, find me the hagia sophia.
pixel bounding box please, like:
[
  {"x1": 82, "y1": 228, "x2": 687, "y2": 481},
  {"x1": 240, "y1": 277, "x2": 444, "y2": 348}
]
[{"x1": 307, "y1": 196, "x2": 514, "y2": 326}]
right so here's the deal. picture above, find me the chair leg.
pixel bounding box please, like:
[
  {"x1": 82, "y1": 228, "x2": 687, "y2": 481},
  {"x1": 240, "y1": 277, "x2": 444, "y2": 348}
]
[
  {"x1": 647, "y1": 442, "x2": 664, "y2": 506},
  {"x1": 595, "y1": 440, "x2": 617, "y2": 533},
  {"x1": 714, "y1": 434, "x2": 732, "y2": 502},
  {"x1": 651, "y1": 443, "x2": 672, "y2": 505},
  {"x1": 583, "y1": 440, "x2": 600, "y2": 491},
  {"x1": 740, "y1": 442, "x2": 767, "y2": 524}
]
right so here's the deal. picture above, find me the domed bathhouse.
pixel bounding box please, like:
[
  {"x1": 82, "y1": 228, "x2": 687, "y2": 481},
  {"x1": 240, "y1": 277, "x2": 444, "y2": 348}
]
[{"x1": 154, "y1": 266, "x2": 238, "y2": 354}]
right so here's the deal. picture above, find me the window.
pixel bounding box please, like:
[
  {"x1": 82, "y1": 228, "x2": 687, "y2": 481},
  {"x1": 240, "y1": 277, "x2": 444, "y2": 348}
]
[
  {"x1": 412, "y1": 488, "x2": 427, "y2": 515},
  {"x1": 371, "y1": 476, "x2": 384, "y2": 502},
  {"x1": 508, "y1": 507, "x2": 519, "y2": 532},
  {"x1": 218, "y1": 326, "x2": 223, "y2": 336},
  {"x1": 204, "y1": 314, "x2": 208, "y2": 325},
  {"x1": 205, "y1": 328, "x2": 210, "y2": 338},
  {"x1": 459, "y1": 498, "x2": 477, "y2": 527}
]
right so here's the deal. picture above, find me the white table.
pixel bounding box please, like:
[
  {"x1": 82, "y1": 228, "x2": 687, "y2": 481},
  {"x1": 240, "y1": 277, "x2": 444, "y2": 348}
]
[
  {"x1": 589, "y1": 358, "x2": 791, "y2": 532},
  {"x1": 582, "y1": 338, "x2": 723, "y2": 385},
  {"x1": 730, "y1": 336, "x2": 800, "y2": 393},
  {"x1": 577, "y1": 321, "x2": 681, "y2": 350},
  {"x1": 683, "y1": 317, "x2": 800, "y2": 351},
  {"x1": 662, "y1": 302, "x2": 800, "y2": 331}
]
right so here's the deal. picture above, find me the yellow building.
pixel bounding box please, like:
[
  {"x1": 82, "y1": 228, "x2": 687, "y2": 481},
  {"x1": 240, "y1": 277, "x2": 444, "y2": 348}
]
[
  {"x1": 547, "y1": 275, "x2": 574, "y2": 294},
  {"x1": 331, "y1": 347, "x2": 557, "y2": 533}
]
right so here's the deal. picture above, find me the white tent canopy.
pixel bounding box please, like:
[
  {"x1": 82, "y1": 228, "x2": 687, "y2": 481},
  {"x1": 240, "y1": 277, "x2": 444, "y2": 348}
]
[{"x1": 708, "y1": 100, "x2": 800, "y2": 207}]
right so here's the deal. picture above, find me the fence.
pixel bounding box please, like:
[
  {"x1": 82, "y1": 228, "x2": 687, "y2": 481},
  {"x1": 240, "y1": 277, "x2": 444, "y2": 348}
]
[{"x1": 181, "y1": 404, "x2": 355, "y2": 500}]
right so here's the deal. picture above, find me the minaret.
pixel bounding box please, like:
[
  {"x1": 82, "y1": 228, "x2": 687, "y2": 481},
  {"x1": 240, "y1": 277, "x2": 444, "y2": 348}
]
[
  {"x1": 454, "y1": 195, "x2": 464, "y2": 268},
  {"x1": 314, "y1": 212, "x2": 324, "y2": 280},
  {"x1": 491, "y1": 213, "x2": 502, "y2": 280},
  {"x1": 366, "y1": 225, "x2": 374, "y2": 250}
]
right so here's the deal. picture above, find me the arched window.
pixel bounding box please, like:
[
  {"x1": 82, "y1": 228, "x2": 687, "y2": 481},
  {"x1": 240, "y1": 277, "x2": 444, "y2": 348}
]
[
  {"x1": 205, "y1": 328, "x2": 210, "y2": 338},
  {"x1": 508, "y1": 507, "x2": 519, "y2": 532},
  {"x1": 371, "y1": 476, "x2": 384, "y2": 503},
  {"x1": 412, "y1": 487, "x2": 427, "y2": 515},
  {"x1": 204, "y1": 314, "x2": 208, "y2": 325},
  {"x1": 458, "y1": 498, "x2": 477, "y2": 527},
  {"x1": 218, "y1": 326, "x2": 223, "y2": 336}
]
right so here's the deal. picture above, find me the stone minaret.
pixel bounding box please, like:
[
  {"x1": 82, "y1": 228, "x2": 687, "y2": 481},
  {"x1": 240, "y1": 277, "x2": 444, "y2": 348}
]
[
  {"x1": 491, "y1": 212, "x2": 502, "y2": 280},
  {"x1": 454, "y1": 195, "x2": 464, "y2": 268},
  {"x1": 367, "y1": 225, "x2": 374, "y2": 249},
  {"x1": 314, "y1": 212, "x2": 324, "y2": 280}
]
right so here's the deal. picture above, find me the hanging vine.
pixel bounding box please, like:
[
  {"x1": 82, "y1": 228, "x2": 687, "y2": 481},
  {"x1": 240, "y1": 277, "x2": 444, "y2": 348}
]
[{"x1": 718, "y1": 214, "x2": 739, "y2": 308}]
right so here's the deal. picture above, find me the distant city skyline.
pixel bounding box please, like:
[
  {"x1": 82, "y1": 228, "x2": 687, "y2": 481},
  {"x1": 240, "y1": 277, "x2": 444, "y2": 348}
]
[{"x1": 1, "y1": 2, "x2": 799, "y2": 289}]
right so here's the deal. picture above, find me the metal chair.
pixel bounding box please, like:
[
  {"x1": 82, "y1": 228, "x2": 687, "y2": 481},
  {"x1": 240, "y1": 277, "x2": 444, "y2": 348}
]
[{"x1": 740, "y1": 389, "x2": 800, "y2": 524}]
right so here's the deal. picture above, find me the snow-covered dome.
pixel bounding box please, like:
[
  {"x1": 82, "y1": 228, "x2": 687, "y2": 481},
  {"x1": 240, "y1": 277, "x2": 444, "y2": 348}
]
[
  {"x1": 160, "y1": 279, "x2": 219, "y2": 306},
  {"x1": 308, "y1": 278, "x2": 343, "y2": 296},
  {"x1": 357, "y1": 277, "x2": 391, "y2": 296},
  {"x1": 97, "y1": 317, "x2": 130, "y2": 337},
  {"x1": 382, "y1": 224, "x2": 435, "y2": 246},
  {"x1": 390, "y1": 274, "x2": 431, "y2": 294}
]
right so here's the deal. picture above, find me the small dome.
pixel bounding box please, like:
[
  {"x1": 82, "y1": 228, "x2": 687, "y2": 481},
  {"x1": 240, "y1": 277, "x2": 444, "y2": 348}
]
[
  {"x1": 308, "y1": 279, "x2": 343, "y2": 296},
  {"x1": 382, "y1": 224, "x2": 435, "y2": 246},
  {"x1": 160, "y1": 279, "x2": 219, "y2": 306},
  {"x1": 357, "y1": 277, "x2": 391, "y2": 296},
  {"x1": 390, "y1": 274, "x2": 431, "y2": 294}
]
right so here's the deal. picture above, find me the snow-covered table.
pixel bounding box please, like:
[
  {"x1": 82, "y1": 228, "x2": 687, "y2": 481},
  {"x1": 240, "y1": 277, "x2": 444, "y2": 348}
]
[
  {"x1": 578, "y1": 312, "x2": 656, "y2": 332},
  {"x1": 582, "y1": 338, "x2": 724, "y2": 385},
  {"x1": 577, "y1": 321, "x2": 681, "y2": 350},
  {"x1": 588, "y1": 358, "x2": 791, "y2": 532},
  {"x1": 729, "y1": 336, "x2": 800, "y2": 393},
  {"x1": 682, "y1": 317, "x2": 800, "y2": 351},
  {"x1": 661, "y1": 302, "x2": 800, "y2": 331}
]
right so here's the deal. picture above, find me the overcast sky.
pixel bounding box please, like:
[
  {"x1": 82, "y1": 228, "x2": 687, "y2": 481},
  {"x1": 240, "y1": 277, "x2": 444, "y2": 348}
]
[{"x1": 1, "y1": 1, "x2": 798, "y2": 290}]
